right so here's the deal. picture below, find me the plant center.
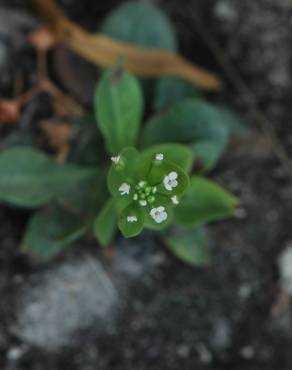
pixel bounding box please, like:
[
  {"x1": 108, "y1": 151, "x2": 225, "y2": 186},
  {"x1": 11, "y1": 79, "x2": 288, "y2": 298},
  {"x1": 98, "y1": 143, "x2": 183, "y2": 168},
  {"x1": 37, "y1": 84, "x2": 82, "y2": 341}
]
[{"x1": 133, "y1": 180, "x2": 157, "y2": 206}]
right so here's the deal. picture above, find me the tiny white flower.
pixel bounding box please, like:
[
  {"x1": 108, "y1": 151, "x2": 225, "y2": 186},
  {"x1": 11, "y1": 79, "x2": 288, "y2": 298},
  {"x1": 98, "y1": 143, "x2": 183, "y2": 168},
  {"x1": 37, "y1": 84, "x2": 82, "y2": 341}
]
[
  {"x1": 155, "y1": 153, "x2": 164, "y2": 161},
  {"x1": 171, "y1": 195, "x2": 179, "y2": 205},
  {"x1": 111, "y1": 155, "x2": 120, "y2": 164},
  {"x1": 150, "y1": 206, "x2": 168, "y2": 224},
  {"x1": 163, "y1": 171, "x2": 178, "y2": 191},
  {"x1": 119, "y1": 182, "x2": 130, "y2": 195},
  {"x1": 139, "y1": 199, "x2": 147, "y2": 207},
  {"x1": 127, "y1": 215, "x2": 137, "y2": 223},
  {"x1": 133, "y1": 193, "x2": 138, "y2": 200}
]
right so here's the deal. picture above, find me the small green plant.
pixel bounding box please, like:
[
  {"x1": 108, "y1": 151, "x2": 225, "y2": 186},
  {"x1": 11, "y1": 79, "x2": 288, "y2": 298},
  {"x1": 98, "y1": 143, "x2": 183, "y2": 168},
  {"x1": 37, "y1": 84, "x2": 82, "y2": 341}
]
[
  {"x1": 0, "y1": 2, "x2": 243, "y2": 265},
  {"x1": 92, "y1": 64, "x2": 239, "y2": 266}
]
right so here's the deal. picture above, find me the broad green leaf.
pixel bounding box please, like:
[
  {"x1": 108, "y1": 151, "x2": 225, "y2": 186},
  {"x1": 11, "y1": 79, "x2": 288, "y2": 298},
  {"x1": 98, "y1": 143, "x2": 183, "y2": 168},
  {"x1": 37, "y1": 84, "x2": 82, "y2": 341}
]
[
  {"x1": 215, "y1": 105, "x2": 247, "y2": 135},
  {"x1": 141, "y1": 99, "x2": 230, "y2": 171},
  {"x1": 0, "y1": 147, "x2": 95, "y2": 208},
  {"x1": 100, "y1": 1, "x2": 177, "y2": 104},
  {"x1": 175, "y1": 176, "x2": 238, "y2": 226},
  {"x1": 22, "y1": 205, "x2": 89, "y2": 259},
  {"x1": 163, "y1": 226, "x2": 210, "y2": 267},
  {"x1": 100, "y1": 1, "x2": 177, "y2": 51},
  {"x1": 154, "y1": 77, "x2": 201, "y2": 110},
  {"x1": 191, "y1": 106, "x2": 247, "y2": 170},
  {"x1": 117, "y1": 146, "x2": 139, "y2": 171},
  {"x1": 139, "y1": 143, "x2": 193, "y2": 173},
  {"x1": 191, "y1": 140, "x2": 225, "y2": 172},
  {"x1": 57, "y1": 170, "x2": 104, "y2": 217},
  {"x1": 118, "y1": 203, "x2": 145, "y2": 238},
  {"x1": 22, "y1": 173, "x2": 103, "y2": 259},
  {"x1": 142, "y1": 100, "x2": 228, "y2": 145},
  {"x1": 94, "y1": 199, "x2": 117, "y2": 247},
  {"x1": 95, "y1": 66, "x2": 143, "y2": 154}
]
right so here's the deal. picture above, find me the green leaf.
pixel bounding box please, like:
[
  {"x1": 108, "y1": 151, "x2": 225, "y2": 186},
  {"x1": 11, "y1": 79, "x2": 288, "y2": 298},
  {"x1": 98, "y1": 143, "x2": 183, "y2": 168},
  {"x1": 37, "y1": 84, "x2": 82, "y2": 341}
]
[
  {"x1": 100, "y1": 1, "x2": 178, "y2": 110},
  {"x1": 22, "y1": 205, "x2": 89, "y2": 259},
  {"x1": 107, "y1": 147, "x2": 138, "y2": 210},
  {"x1": 191, "y1": 106, "x2": 246, "y2": 170},
  {"x1": 142, "y1": 100, "x2": 228, "y2": 145},
  {"x1": 58, "y1": 170, "x2": 104, "y2": 217},
  {"x1": 175, "y1": 176, "x2": 238, "y2": 226},
  {"x1": 154, "y1": 77, "x2": 201, "y2": 111},
  {"x1": 100, "y1": 1, "x2": 177, "y2": 51},
  {"x1": 118, "y1": 202, "x2": 145, "y2": 238},
  {"x1": 95, "y1": 66, "x2": 143, "y2": 155},
  {"x1": 215, "y1": 105, "x2": 247, "y2": 135},
  {"x1": 139, "y1": 143, "x2": 193, "y2": 173},
  {"x1": 22, "y1": 171, "x2": 103, "y2": 259},
  {"x1": 107, "y1": 147, "x2": 140, "y2": 212},
  {"x1": 191, "y1": 140, "x2": 226, "y2": 172},
  {"x1": 94, "y1": 199, "x2": 117, "y2": 247},
  {"x1": 163, "y1": 226, "x2": 210, "y2": 267},
  {"x1": 0, "y1": 147, "x2": 95, "y2": 208},
  {"x1": 141, "y1": 99, "x2": 230, "y2": 171}
]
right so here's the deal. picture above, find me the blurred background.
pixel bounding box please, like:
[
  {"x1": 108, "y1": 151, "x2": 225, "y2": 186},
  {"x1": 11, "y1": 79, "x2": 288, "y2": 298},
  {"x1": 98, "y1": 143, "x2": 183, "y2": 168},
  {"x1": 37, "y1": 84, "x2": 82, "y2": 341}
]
[{"x1": 1, "y1": 0, "x2": 292, "y2": 369}]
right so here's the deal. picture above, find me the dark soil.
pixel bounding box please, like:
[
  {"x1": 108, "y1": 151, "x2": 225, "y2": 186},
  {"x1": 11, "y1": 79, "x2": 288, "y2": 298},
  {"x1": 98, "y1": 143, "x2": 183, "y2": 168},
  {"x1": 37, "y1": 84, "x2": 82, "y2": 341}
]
[{"x1": 1, "y1": 0, "x2": 292, "y2": 369}]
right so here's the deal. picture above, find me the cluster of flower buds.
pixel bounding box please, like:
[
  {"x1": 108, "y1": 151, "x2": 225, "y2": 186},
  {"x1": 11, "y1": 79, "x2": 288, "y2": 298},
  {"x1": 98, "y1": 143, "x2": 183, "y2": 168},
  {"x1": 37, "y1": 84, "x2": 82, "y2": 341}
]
[{"x1": 108, "y1": 147, "x2": 189, "y2": 237}]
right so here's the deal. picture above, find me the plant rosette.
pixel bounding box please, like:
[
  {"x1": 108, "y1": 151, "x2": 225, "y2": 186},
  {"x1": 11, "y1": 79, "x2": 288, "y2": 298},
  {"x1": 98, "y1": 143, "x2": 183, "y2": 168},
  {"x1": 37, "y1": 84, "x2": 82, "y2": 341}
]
[
  {"x1": 0, "y1": 1, "x2": 242, "y2": 265},
  {"x1": 108, "y1": 147, "x2": 189, "y2": 237}
]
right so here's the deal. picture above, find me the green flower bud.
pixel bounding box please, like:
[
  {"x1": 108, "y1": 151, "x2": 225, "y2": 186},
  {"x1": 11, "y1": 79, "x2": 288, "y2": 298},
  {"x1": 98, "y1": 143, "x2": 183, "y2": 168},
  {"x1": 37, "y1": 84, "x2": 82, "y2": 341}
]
[{"x1": 147, "y1": 196, "x2": 155, "y2": 203}]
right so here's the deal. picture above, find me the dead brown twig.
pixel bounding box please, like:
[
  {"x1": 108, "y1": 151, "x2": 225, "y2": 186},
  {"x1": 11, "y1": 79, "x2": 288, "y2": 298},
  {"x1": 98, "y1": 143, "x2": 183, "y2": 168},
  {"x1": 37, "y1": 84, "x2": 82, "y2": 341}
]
[
  {"x1": 0, "y1": 26, "x2": 82, "y2": 126},
  {"x1": 32, "y1": 0, "x2": 222, "y2": 92}
]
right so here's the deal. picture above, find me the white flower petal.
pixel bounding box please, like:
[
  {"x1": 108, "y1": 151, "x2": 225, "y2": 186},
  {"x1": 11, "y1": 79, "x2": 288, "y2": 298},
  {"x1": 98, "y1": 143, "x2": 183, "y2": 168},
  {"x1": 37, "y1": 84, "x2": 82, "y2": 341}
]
[
  {"x1": 150, "y1": 207, "x2": 168, "y2": 224},
  {"x1": 163, "y1": 176, "x2": 172, "y2": 191},
  {"x1": 119, "y1": 182, "x2": 130, "y2": 195},
  {"x1": 163, "y1": 172, "x2": 178, "y2": 191},
  {"x1": 169, "y1": 171, "x2": 178, "y2": 180},
  {"x1": 161, "y1": 212, "x2": 168, "y2": 222},
  {"x1": 171, "y1": 196, "x2": 179, "y2": 205},
  {"x1": 155, "y1": 153, "x2": 164, "y2": 161},
  {"x1": 111, "y1": 155, "x2": 120, "y2": 164},
  {"x1": 156, "y1": 215, "x2": 163, "y2": 223}
]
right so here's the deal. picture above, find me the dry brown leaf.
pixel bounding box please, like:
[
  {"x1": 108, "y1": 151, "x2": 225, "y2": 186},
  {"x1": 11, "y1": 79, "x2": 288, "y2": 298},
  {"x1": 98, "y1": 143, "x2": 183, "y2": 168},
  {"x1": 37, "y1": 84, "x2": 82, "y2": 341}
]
[
  {"x1": 40, "y1": 119, "x2": 72, "y2": 162},
  {"x1": 28, "y1": 25, "x2": 57, "y2": 51},
  {"x1": 0, "y1": 99, "x2": 20, "y2": 124},
  {"x1": 38, "y1": 79, "x2": 82, "y2": 117},
  {"x1": 33, "y1": 0, "x2": 222, "y2": 91}
]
